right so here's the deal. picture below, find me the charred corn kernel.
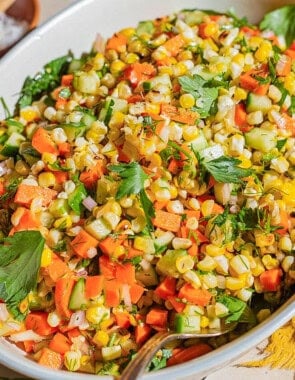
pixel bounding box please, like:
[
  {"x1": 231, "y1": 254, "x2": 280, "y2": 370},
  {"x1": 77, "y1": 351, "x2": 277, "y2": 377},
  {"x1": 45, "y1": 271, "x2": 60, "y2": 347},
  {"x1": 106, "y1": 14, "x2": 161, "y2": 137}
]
[
  {"x1": 206, "y1": 244, "x2": 226, "y2": 257},
  {"x1": 179, "y1": 93, "x2": 195, "y2": 109},
  {"x1": 251, "y1": 257, "x2": 265, "y2": 276},
  {"x1": 86, "y1": 306, "x2": 110, "y2": 325},
  {"x1": 183, "y1": 270, "x2": 201, "y2": 288},
  {"x1": 42, "y1": 152, "x2": 57, "y2": 165},
  {"x1": 175, "y1": 254, "x2": 194, "y2": 273},
  {"x1": 20, "y1": 107, "x2": 38, "y2": 122},
  {"x1": 197, "y1": 255, "x2": 216, "y2": 272},
  {"x1": 225, "y1": 276, "x2": 245, "y2": 290},
  {"x1": 257, "y1": 309, "x2": 271, "y2": 323},
  {"x1": 262, "y1": 254, "x2": 279, "y2": 270},
  {"x1": 234, "y1": 87, "x2": 247, "y2": 101},
  {"x1": 38, "y1": 172, "x2": 56, "y2": 188},
  {"x1": 230, "y1": 254, "x2": 250, "y2": 275},
  {"x1": 282, "y1": 256, "x2": 295, "y2": 272},
  {"x1": 200, "y1": 316, "x2": 209, "y2": 328},
  {"x1": 64, "y1": 351, "x2": 81, "y2": 372},
  {"x1": 47, "y1": 311, "x2": 61, "y2": 327},
  {"x1": 110, "y1": 60, "x2": 126, "y2": 75},
  {"x1": 19, "y1": 297, "x2": 29, "y2": 313},
  {"x1": 255, "y1": 41, "x2": 273, "y2": 62},
  {"x1": 134, "y1": 236, "x2": 155, "y2": 254},
  {"x1": 41, "y1": 246, "x2": 53, "y2": 267},
  {"x1": 93, "y1": 330, "x2": 109, "y2": 347},
  {"x1": 255, "y1": 232, "x2": 275, "y2": 248},
  {"x1": 54, "y1": 216, "x2": 72, "y2": 230}
]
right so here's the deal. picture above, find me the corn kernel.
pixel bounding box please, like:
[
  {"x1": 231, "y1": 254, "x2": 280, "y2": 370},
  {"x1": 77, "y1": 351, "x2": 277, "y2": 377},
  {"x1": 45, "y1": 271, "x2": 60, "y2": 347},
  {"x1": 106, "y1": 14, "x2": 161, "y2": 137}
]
[
  {"x1": 251, "y1": 257, "x2": 265, "y2": 276},
  {"x1": 175, "y1": 254, "x2": 194, "y2": 273},
  {"x1": 134, "y1": 236, "x2": 155, "y2": 254},
  {"x1": 110, "y1": 60, "x2": 126, "y2": 75},
  {"x1": 86, "y1": 306, "x2": 110, "y2": 325},
  {"x1": 284, "y1": 73, "x2": 295, "y2": 95},
  {"x1": 42, "y1": 152, "x2": 57, "y2": 165},
  {"x1": 230, "y1": 254, "x2": 251, "y2": 275},
  {"x1": 38, "y1": 172, "x2": 56, "y2": 188},
  {"x1": 41, "y1": 246, "x2": 53, "y2": 267},
  {"x1": 183, "y1": 125, "x2": 199, "y2": 142},
  {"x1": 145, "y1": 102, "x2": 160, "y2": 114},
  {"x1": 179, "y1": 93, "x2": 195, "y2": 109},
  {"x1": 282, "y1": 256, "x2": 294, "y2": 272},
  {"x1": 100, "y1": 317, "x2": 115, "y2": 330},
  {"x1": 93, "y1": 330, "x2": 110, "y2": 347},
  {"x1": 206, "y1": 244, "x2": 226, "y2": 257},
  {"x1": 225, "y1": 276, "x2": 245, "y2": 290},
  {"x1": 19, "y1": 297, "x2": 29, "y2": 314},
  {"x1": 200, "y1": 316, "x2": 209, "y2": 328},
  {"x1": 234, "y1": 87, "x2": 248, "y2": 101},
  {"x1": 183, "y1": 270, "x2": 201, "y2": 288},
  {"x1": 201, "y1": 199, "x2": 215, "y2": 217},
  {"x1": 262, "y1": 254, "x2": 279, "y2": 270},
  {"x1": 20, "y1": 107, "x2": 38, "y2": 122},
  {"x1": 54, "y1": 216, "x2": 72, "y2": 230},
  {"x1": 64, "y1": 351, "x2": 81, "y2": 372},
  {"x1": 197, "y1": 255, "x2": 216, "y2": 272}
]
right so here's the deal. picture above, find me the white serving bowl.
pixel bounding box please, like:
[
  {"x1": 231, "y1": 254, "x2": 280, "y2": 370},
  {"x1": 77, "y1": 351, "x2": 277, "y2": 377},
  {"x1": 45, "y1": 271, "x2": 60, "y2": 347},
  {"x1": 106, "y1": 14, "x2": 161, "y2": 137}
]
[{"x1": 0, "y1": 0, "x2": 294, "y2": 378}]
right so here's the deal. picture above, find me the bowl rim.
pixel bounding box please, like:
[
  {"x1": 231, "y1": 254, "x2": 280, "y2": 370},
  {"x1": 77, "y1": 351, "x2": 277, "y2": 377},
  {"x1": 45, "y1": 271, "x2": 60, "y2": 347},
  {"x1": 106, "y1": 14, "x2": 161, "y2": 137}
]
[{"x1": 0, "y1": 0, "x2": 294, "y2": 378}]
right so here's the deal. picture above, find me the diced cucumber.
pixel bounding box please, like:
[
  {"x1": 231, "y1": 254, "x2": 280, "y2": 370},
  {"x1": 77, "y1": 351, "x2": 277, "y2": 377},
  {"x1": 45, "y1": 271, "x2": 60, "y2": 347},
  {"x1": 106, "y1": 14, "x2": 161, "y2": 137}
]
[
  {"x1": 49, "y1": 199, "x2": 70, "y2": 218},
  {"x1": 245, "y1": 127, "x2": 277, "y2": 153},
  {"x1": 136, "y1": 265, "x2": 159, "y2": 287},
  {"x1": 81, "y1": 113, "x2": 96, "y2": 128},
  {"x1": 19, "y1": 142, "x2": 40, "y2": 165},
  {"x1": 68, "y1": 183, "x2": 87, "y2": 214},
  {"x1": 85, "y1": 217, "x2": 111, "y2": 240},
  {"x1": 246, "y1": 93, "x2": 272, "y2": 114},
  {"x1": 68, "y1": 59, "x2": 83, "y2": 73},
  {"x1": 61, "y1": 122, "x2": 86, "y2": 142},
  {"x1": 99, "y1": 97, "x2": 128, "y2": 125},
  {"x1": 6, "y1": 119, "x2": 24, "y2": 135},
  {"x1": 190, "y1": 130, "x2": 208, "y2": 152},
  {"x1": 69, "y1": 278, "x2": 88, "y2": 310},
  {"x1": 156, "y1": 249, "x2": 187, "y2": 277},
  {"x1": 175, "y1": 313, "x2": 201, "y2": 333},
  {"x1": 0, "y1": 132, "x2": 25, "y2": 156},
  {"x1": 136, "y1": 20, "x2": 155, "y2": 36}
]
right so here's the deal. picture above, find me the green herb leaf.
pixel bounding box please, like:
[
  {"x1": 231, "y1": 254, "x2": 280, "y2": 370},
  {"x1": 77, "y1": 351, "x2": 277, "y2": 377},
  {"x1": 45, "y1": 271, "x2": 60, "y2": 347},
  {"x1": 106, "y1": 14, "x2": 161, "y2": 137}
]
[
  {"x1": 16, "y1": 55, "x2": 72, "y2": 110},
  {"x1": 276, "y1": 138, "x2": 288, "y2": 151},
  {"x1": 178, "y1": 75, "x2": 219, "y2": 118},
  {"x1": 0, "y1": 231, "x2": 45, "y2": 319},
  {"x1": 0, "y1": 97, "x2": 11, "y2": 119},
  {"x1": 217, "y1": 294, "x2": 247, "y2": 323},
  {"x1": 109, "y1": 162, "x2": 155, "y2": 231},
  {"x1": 49, "y1": 161, "x2": 71, "y2": 172},
  {"x1": 149, "y1": 349, "x2": 172, "y2": 372},
  {"x1": 194, "y1": 150, "x2": 254, "y2": 184},
  {"x1": 0, "y1": 178, "x2": 21, "y2": 204},
  {"x1": 259, "y1": 5, "x2": 295, "y2": 47},
  {"x1": 68, "y1": 181, "x2": 87, "y2": 214}
]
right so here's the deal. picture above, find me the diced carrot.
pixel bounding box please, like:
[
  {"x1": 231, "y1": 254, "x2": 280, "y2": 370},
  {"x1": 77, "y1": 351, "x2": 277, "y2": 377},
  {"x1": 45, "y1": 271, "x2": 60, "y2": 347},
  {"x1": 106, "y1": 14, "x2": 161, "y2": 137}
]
[
  {"x1": 46, "y1": 253, "x2": 70, "y2": 282},
  {"x1": 285, "y1": 48, "x2": 295, "y2": 59},
  {"x1": 167, "y1": 296, "x2": 185, "y2": 313},
  {"x1": 31, "y1": 127, "x2": 58, "y2": 155},
  {"x1": 79, "y1": 160, "x2": 106, "y2": 189},
  {"x1": 25, "y1": 312, "x2": 57, "y2": 336},
  {"x1": 235, "y1": 103, "x2": 249, "y2": 132},
  {"x1": 114, "y1": 311, "x2": 131, "y2": 328},
  {"x1": 67, "y1": 327, "x2": 81, "y2": 341},
  {"x1": 126, "y1": 247, "x2": 143, "y2": 259},
  {"x1": 161, "y1": 104, "x2": 199, "y2": 125},
  {"x1": 13, "y1": 208, "x2": 40, "y2": 232},
  {"x1": 53, "y1": 170, "x2": 69, "y2": 184},
  {"x1": 187, "y1": 243, "x2": 198, "y2": 257},
  {"x1": 115, "y1": 263, "x2": 136, "y2": 285},
  {"x1": 163, "y1": 34, "x2": 185, "y2": 57},
  {"x1": 55, "y1": 97, "x2": 68, "y2": 109},
  {"x1": 253, "y1": 83, "x2": 270, "y2": 96},
  {"x1": 0, "y1": 181, "x2": 4, "y2": 196},
  {"x1": 195, "y1": 230, "x2": 209, "y2": 243},
  {"x1": 98, "y1": 234, "x2": 127, "y2": 257},
  {"x1": 154, "y1": 277, "x2": 176, "y2": 300},
  {"x1": 212, "y1": 203, "x2": 224, "y2": 215},
  {"x1": 239, "y1": 72, "x2": 259, "y2": 92},
  {"x1": 275, "y1": 209, "x2": 290, "y2": 235},
  {"x1": 57, "y1": 142, "x2": 71, "y2": 157},
  {"x1": 14, "y1": 184, "x2": 57, "y2": 207},
  {"x1": 272, "y1": 112, "x2": 295, "y2": 136},
  {"x1": 54, "y1": 276, "x2": 76, "y2": 319},
  {"x1": 129, "y1": 283, "x2": 145, "y2": 304},
  {"x1": 99, "y1": 255, "x2": 117, "y2": 279},
  {"x1": 71, "y1": 229, "x2": 99, "y2": 258},
  {"x1": 85, "y1": 275, "x2": 105, "y2": 299},
  {"x1": 168, "y1": 158, "x2": 182, "y2": 174},
  {"x1": 260, "y1": 268, "x2": 283, "y2": 292},
  {"x1": 23, "y1": 340, "x2": 34, "y2": 353},
  {"x1": 167, "y1": 343, "x2": 212, "y2": 366},
  {"x1": 154, "y1": 200, "x2": 168, "y2": 210},
  {"x1": 241, "y1": 26, "x2": 260, "y2": 37},
  {"x1": 153, "y1": 209, "x2": 182, "y2": 232},
  {"x1": 146, "y1": 308, "x2": 168, "y2": 328},
  {"x1": 124, "y1": 62, "x2": 156, "y2": 88},
  {"x1": 38, "y1": 348, "x2": 63, "y2": 370},
  {"x1": 178, "y1": 283, "x2": 212, "y2": 306},
  {"x1": 135, "y1": 324, "x2": 152, "y2": 345},
  {"x1": 61, "y1": 74, "x2": 74, "y2": 87},
  {"x1": 106, "y1": 33, "x2": 128, "y2": 52},
  {"x1": 198, "y1": 22, "x2": 217, "y2": 39},
  {"x1": 49, "y1": 332, "x2": 71, "y2": 355},
  {"x1": 276, "y1": 54, "x2": 292, "y2": 76},
  {"x1": 104, "y1": 279, "x2": 121, "y2": 307}
]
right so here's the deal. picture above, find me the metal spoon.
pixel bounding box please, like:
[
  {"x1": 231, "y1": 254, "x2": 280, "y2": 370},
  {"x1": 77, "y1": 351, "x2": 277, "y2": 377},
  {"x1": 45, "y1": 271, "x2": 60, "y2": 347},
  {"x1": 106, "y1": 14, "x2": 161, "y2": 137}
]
[{"x1": 120, "y1": 322, "x2": 237, "y2": 380}]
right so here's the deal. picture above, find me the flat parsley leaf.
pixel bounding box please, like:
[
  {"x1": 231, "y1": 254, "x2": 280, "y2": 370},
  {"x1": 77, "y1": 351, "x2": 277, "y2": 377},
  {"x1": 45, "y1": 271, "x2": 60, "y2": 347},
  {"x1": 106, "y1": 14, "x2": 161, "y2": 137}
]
[
  {"x1": 259, "y1": 5, "x2": 295, "y2": 47},
  {"x1": 16, "y1": 55, "x2": 72, "y2": 110},
  {"x1": 109, "y1": 162, "x2": 155, "y2": 231},
  {"x1": 178, "y1": 74, "x2": 219, "y2": 118},
  {"x1": 0, "y1": 231, "x2": 45, "y2": 319},
  {"x1": 217, "y1": 294, "x2": 247, "y2": 323},
  {"x1": 193, "y1": 150, "x2": 254, "y2": 184}
]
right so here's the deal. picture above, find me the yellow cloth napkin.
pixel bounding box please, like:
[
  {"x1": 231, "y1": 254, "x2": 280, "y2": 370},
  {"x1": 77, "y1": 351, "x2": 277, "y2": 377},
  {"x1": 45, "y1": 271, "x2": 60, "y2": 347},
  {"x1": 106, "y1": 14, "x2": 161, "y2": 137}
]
[{"x1": 241, "y1": 318, "x2": 295, "y2": 370}]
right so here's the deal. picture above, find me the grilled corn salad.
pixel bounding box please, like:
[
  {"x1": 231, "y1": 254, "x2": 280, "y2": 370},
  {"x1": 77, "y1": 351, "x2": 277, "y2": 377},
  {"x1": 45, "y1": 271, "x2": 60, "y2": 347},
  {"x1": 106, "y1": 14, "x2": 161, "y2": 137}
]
[{"x1": 0, "y1": 7, "x2": 295, "y2": 375}]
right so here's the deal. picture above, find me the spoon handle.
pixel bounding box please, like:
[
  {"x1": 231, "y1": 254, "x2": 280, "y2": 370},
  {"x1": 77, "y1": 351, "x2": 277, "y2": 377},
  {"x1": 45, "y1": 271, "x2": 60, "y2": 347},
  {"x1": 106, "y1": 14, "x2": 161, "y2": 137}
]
[{"x1": 120, "y1": 330, "x2": 172, "y2": 380}]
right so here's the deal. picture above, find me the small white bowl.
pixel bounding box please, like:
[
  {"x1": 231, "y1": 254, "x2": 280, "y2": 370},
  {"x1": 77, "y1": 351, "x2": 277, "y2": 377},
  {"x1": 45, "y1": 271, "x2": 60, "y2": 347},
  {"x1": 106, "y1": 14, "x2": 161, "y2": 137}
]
[{"x1": 0, "y1": 0, "x2": 294, "y2": 378}]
